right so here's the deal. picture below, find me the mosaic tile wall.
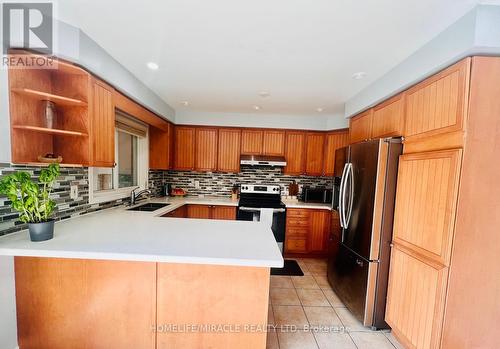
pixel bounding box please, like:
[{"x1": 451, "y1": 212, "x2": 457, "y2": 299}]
[
  {"x1": 0, "y1": 164, "x2": 126, "y2": 236},
  {"x1": 0, "y1": 164, "x2": 331, "y2": 236},
  {"x1": 149, "y1": 166, "x2": 333, "y2": 198}
]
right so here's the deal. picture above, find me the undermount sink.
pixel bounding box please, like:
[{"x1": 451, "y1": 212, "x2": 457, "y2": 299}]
[{"x1": 127, "y1": 203, "x2": 170, "y2": 212}]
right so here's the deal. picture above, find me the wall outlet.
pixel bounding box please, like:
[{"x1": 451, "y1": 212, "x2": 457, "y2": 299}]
[
  {"x1": 70, "y1": 182, "x2": 79, "y2": 200},
  {"x1": 194, "y1": 180, "x2": 200, "y2": 189}
]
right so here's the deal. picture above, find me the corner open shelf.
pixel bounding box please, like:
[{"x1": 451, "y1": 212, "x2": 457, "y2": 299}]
[
  {"x1": 11, "y1": 88, "x2": 87, "y2": 107},
  {"x1": 8, "y1": 50, "x2": 92, "y2": 165},
  {"x1": 12, "y1": 125, "x2": 88, "y2": 137}
]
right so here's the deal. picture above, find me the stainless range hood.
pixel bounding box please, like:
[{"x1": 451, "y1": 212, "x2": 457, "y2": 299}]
[{"x1": 240, "y1": 155, "x2": 287, "y2": 167}]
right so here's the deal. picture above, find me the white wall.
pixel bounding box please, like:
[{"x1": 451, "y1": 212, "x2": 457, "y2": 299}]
[
  {"x1": 345, "y1": 4, "x2": 500, "y2": 117},
  {"x1": 55, "y1": 21, "x2": 176, "y2": 122},
  {"x1": 175, "y1": 110, "x2": 348, "y2": 130},
  {"x1": 0, "y1": 68, "x2": 11, "y2": 163},
  {"x1": 0, "y1": 256, "x2": 17, "y2": 349}
]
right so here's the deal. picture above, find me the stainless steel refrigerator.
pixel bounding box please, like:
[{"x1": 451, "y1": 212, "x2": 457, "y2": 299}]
[{"x1": 327, "y1": 138, "x2": 402, "y2": 329}]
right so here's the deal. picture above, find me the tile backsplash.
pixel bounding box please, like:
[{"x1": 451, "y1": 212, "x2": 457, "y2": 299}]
[
  {"x1": 0, "y1": 164, "x2": 331, "y2": 236},
  {"x1": 149, "y1": 165, "x2": 333, "y2": 197},
  {"x1": 0, "y1": 164, "x2": 126, "y2": 236}
]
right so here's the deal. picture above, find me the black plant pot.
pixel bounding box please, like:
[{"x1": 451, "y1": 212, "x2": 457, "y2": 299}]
[{"x1": 28, "y1": 220, "x2": 55, "y2": 242}]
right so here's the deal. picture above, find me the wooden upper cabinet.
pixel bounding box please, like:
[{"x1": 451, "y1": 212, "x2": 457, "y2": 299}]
[
  {"x1": 217, "y1": 128, "x2": 241, "y2": 173},
  {"x1": 308, "y1": 210, "x2": 330, "y2": 252},
  {"x1": 371, "y1": 94, "x2": 405, "y2": 138},
  {"x1": 405, "y1": 58, "x2": 471, "y2": 140},
  {"x1": 195, "y1": 128, "x2": 218, "y2": 171},
  {"x1": 262, "y1": 130, "x2": 285, "y2": 156},
  {"x1": 90, "y1": 79, "x2": 115, "y2": 167},
  {"x1": 284, "y1": 131, "x2": 306, "y2": 175},
  {"x1": 323, "y1": 130, "x2": 349, "y2": 176},
  {"x1": 305, "y1": 132, "x2": 325, "y2": 176},
  {"x1": 149, "y1": 123, "x2": 173, "y2": 170},
  {"x1": 173, "y1": 126, "x2": 196, "y2": 170},
  {"x1": 241, "y1": 129, "x2": 263, "y2": 155},
  {"x1": 392, "y1": 149, "x2": 462, "y2": 266},
  {"x1": 385, "y1": 246, "x2": 449, "y2": 349},
  {"x1": 349, "y1": 109, "x2": 373, "y2": 143},
  {"x1": 212, "y1": 206, "x2": 237, "y2": 220}
]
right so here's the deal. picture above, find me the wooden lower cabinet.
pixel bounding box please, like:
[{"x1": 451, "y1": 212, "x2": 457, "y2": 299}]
[
  {"x1": 156, "y1": 263, "x2": 269, "y2": 349},
  {"x1": 162, "y1": 205, "x2": 187, "y2": 218},
  {"x1": 187, "y1": 204, "x2": 212, "y2": 219},
  {"x1": 15, "y1": 257, "x2": 156, "y2": 349},
  {"x1": 284, "y1": 208, "x2": 330, "y2": 255},
  {"x1": 15, "y1": 257, "x2": 269, "y2": 349},
  {"x1": 186, "y1": 204, "x2": 236, "y2": 220},
  {"x1": 385, "y1": 246, "x2": 448, "y2": 349},
  {"x1": 212, "y1": 205, "x2": 237, "y2": 220}
]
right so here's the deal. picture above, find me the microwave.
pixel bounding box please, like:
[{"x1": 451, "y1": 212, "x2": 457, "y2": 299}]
[{"x1": 301, "y1": 187, "x2": 333, "y2": 204}]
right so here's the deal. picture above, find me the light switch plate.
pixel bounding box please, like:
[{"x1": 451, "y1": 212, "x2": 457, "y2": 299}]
[{"x1": 70, "y1": 182, "x2": 78, "y2": 200}]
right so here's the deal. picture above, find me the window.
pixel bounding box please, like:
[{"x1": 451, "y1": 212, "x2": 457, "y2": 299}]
[{"x1": 89, "y1": 112, "x2": 149, "y2": 204}]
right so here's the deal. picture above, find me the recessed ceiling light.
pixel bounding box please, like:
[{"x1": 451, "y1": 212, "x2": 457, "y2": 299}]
[
  {"x1": 181, "y1": 101, "x2": 189, "y2": 106},
  {"x1": 253, "y1": 105, "x2": 261, "y2": 111},
  {"x1": 352, "y1": 71, "x2": 367, "y2": 80},
  {"x1": 258, "y1": 91, "x2": 270, "y2": 98},
  {"x1": 147, "y1": 62, "x2": 159, "y2": 70},
  {"x1": 316, "y1": 107, "x2": 324, "y2": 113}
]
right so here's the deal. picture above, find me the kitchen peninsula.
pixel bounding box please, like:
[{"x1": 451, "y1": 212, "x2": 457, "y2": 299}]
[{"x1": 0, "y1": 199, "x2": 283, "y2": 349}]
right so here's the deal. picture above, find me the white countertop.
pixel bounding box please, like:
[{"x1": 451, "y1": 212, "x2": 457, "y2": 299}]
[
  {"x1": 0, "y1": 196, "x2": 283, "y2": 268},
  {"x1": 281, "y1": 199, "x2": 332, "y2": 210}
]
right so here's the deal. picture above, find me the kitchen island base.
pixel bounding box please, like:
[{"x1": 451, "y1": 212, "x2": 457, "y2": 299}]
[{"x1": 14, "y1": 257, "x2": 270, "y2": 349}]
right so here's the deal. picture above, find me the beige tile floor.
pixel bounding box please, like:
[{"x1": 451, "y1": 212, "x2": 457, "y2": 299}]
[{"x1": 267, "y1": 258, "x2": 405, "y2": 349}]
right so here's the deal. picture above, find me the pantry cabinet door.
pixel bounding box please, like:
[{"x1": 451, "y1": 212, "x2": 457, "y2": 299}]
[
  {"x1": 371, "y1": 93, "x2": 405, "y2": 138},
  {"x1": 173, "y1": 126, "x2": 196, "y2": 170},
  {"x1": 195, "y1": 127, "x2": 218, "y2": 171},
  {"x1": 241, "y1": 129, "x2": 263, "y2": 155},
  {"x1": 262, "y1": 130, "x2": 285, "y2": 156},
  {"x1": 323, "y1": 130, "x2": 349, "y2": 176},
  {"x1": 392, "y1": 149, "x2": 462, "y2": 266},
  {"x1": 217, "y1": 128, "x2": 241, "y2": 173},
  {"x1": 349, "y1": 109, "x2": 373, "y2": 144},
  {"x1": 405, "y1": 58, "x2": 471, "y2": 140},
  {"x1": 90, "y1": 79, "x2": 115, "y2": 167},
  {"x1": 284, "y1": 131, "x2": 306, "y2": 175},
  {"x1": 385, "y1": 246, "x2": 448, "y2": 349},
  {"x1": 305, "y1": 132, "x2": 325, "y2": 176}
]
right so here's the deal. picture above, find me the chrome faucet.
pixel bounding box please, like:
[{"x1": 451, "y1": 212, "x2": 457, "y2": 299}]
[{"x1": 130, "y1": 188, "x2": 152, "y2": 206}]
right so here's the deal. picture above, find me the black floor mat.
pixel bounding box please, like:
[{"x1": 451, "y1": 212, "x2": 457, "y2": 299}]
[{"x1": 271, "y1": 259, "x2": 304, "y2": 276}]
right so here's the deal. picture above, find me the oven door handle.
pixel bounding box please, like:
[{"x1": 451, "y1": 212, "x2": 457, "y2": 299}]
[{"x1": 239, "y1": 206, "x2": 286, "y2": 213}]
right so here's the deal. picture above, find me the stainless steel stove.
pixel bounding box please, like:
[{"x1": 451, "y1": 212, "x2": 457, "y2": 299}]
[{"x1": 237, "y1": 184, "x2": 286, "y2": 253}]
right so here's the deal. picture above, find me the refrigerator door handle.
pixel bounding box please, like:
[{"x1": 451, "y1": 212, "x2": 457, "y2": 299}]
[
  {"x1": 345, "y1": 163, "x2": 354, "y2": 229},
  {"x1": 338, "y1": 163, "x2": 349, "y2": 228}
]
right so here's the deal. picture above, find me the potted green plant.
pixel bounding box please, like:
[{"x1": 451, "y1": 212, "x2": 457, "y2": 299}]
[{"x1": 0, "y1": 164, "x2": 60, "y2": 241}]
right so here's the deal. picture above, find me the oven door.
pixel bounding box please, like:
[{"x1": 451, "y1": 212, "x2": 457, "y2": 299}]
[{"x1": 237, "y1": 207, "x2": 286, "y2": 253}]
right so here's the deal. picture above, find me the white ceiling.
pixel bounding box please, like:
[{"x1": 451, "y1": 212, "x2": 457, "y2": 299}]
[{"x1": 57, "y1": 0, "x2": 482, "y2": 117}]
